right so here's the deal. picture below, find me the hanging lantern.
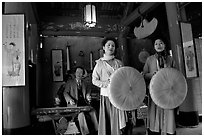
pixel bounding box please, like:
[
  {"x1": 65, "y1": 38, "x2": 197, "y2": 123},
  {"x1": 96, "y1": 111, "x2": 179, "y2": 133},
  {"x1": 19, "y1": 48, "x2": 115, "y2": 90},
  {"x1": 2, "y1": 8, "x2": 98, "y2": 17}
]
[{"x1": 84, "y1": 4, "x2": 96, "y2": 27}]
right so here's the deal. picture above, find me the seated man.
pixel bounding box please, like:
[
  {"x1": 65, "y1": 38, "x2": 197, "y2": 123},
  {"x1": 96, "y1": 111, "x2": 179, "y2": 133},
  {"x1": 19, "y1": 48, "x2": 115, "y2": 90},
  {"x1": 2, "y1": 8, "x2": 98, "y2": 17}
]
[{"x1": 63, "y1": 66, "x2": 98, "y2": 135}]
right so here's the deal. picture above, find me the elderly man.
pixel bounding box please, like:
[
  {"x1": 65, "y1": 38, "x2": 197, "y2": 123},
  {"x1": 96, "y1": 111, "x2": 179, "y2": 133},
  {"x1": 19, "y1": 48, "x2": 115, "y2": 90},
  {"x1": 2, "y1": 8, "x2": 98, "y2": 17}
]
[{"x1": 63, "y1": 66, "x2": 98, "y2": 135}]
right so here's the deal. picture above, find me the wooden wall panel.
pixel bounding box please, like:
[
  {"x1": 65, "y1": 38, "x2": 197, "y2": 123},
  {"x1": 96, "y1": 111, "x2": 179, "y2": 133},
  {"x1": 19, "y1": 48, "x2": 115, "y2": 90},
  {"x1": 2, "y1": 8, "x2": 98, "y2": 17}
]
[{"x1": 38, "y1": 36, "x2": 103, "y2": 107}]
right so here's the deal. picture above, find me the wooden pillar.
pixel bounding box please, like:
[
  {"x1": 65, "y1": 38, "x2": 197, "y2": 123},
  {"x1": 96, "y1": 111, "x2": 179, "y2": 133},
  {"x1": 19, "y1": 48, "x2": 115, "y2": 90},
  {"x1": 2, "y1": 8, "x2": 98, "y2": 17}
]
[
  {"x1": 165, "y1": 3, "x2": 185, "y2": 73},
  {"x1": 3, "y1": 87, "x2": 30, "y2": 129},
  {"x1": 165, "y1": 2, "x2": 199, "y2": 126},
  {"x1": 3, "y1": 41, "x2": 30, "y2": 132},
  {"x1": 3, "y1": 3, "x2": 31, "y2": 133},
  {"x1": 118, "y1": 26, "x2": 129, "y2": 66}
]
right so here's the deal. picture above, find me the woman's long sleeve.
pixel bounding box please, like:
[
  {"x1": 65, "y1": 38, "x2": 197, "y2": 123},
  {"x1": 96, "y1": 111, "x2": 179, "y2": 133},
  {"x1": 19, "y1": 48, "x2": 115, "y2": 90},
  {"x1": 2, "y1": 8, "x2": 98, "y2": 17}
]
[
  {"x1": 92, "y1": 62, "x2": 109, "y2": 88},
  {"x1": 143, "y1": 58, "x2": 153, "y2": 80}
]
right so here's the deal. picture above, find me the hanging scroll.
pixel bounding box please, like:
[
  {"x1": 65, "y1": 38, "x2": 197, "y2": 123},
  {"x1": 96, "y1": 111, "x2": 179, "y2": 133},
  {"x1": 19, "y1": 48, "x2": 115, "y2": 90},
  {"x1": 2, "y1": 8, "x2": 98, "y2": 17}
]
[
  {"x1": 52, "y1": 49, "x2": 63, "y2": 82},
  {"x1": 180, "y1": 22, "x2": 198, "y2": 78},
  {"x1": 2, "y1": 14, "x2": 25, "y2": 86}
]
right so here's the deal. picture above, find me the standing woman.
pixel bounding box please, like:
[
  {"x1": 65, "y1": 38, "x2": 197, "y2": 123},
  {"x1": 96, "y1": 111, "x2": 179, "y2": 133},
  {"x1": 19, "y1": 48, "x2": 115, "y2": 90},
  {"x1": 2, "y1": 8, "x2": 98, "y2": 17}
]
[
  {"x1": 143, "y1": 38, "x2": 176, "y2": 135},
  {"x1": 92, "y1": 37, "x2": 127, "y2": 135}
]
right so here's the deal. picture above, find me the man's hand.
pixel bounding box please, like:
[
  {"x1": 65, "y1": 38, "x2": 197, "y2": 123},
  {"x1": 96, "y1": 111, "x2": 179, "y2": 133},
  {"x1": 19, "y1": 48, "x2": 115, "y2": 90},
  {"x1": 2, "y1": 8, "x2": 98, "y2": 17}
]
[
  {"x1": 55, "y1": 97, "x2": 60, "y2": 105},
  {"x1": 86, "y1": 94, "x2": 92, "y2": 102},
  {"x1": 69, "y1": 99, "x2": 75, "y2": 105}
]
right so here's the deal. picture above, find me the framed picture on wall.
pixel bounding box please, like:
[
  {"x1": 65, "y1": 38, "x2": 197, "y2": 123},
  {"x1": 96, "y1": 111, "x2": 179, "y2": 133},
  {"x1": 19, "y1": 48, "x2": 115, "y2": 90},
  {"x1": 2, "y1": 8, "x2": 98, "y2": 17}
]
[
  {"x1": 2, "y1": 14, "x2": 25, "y2": 86},
  {"x1": 52, "y1": 49, "x2": 63, "y2": 82},
  {"x1": 180, "y1": 21, "x2": 198, "y2": 78}
]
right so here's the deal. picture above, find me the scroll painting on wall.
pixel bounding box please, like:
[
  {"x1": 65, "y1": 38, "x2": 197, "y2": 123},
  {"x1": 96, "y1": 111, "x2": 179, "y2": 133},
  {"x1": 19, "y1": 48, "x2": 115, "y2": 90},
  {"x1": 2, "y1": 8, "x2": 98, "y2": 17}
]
[
  {"x1": 180, "y1": 22, "x2": 198, "y2": 78},
  {"x1": 2, "y1": 14, "x2": 25, "y2": 86},
  {"x1": 52, "y1": 49, "x2": 63, "y2": 82}
]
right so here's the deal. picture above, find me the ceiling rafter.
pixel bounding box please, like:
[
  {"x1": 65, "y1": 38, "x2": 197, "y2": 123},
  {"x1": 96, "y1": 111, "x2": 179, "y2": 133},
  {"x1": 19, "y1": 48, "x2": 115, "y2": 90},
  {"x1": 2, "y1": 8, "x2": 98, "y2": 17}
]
[{"x1": 121, "y1": 2, "x2": 162, "y2": 26}]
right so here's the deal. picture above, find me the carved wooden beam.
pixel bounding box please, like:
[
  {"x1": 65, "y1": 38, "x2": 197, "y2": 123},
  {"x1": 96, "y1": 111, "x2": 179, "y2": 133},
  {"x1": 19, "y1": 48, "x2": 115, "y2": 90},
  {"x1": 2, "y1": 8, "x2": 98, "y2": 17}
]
[
  {"x1": 121, "y1": 2, "x2": 162, "y2": 26},
  {"x1": 41, "y1": 30, "x2": 119, "y2": 37}
]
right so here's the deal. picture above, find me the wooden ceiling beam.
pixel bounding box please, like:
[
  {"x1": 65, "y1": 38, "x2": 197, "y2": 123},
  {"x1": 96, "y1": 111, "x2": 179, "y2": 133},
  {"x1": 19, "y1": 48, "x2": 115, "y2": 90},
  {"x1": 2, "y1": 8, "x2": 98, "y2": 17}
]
[
  {"x1": 41, "y1": 30, "x2": 119, "y2": 37},
  {"x1": 120, "y1": 2, "x2": 162, "y2": 26},
  {"x1": 122, "y1": 2, "x2": 135, "y2": 19}
]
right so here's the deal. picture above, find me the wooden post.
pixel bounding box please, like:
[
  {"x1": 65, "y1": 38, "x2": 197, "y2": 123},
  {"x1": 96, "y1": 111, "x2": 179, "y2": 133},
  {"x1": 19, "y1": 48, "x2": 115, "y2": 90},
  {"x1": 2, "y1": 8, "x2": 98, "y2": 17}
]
[
  {"x1": 165, "y1": 2, "x2": 199, "y2": 127},
  {"x1": 118, "y1": 26, "x2": 129, "y2": 66}
]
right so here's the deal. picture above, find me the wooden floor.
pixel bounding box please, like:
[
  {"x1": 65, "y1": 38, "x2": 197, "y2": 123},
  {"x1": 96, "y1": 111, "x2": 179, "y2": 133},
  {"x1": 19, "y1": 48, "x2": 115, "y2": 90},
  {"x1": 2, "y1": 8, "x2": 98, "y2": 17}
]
[
  {"x1": 3, "y1": 118, "x2": 202, "y2": 135},
  {"x1": 176, "y1": 123, "x2": 202, "y2": 135},
  {"x1": 132, "y1": 121, "x2": 202, "y2": 135}
]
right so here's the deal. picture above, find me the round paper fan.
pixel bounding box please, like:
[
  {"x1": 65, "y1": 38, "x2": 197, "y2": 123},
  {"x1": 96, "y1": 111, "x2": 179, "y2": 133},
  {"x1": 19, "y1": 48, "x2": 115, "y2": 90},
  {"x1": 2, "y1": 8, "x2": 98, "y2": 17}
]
[
  {"x1": 109, "y1": 67, "x2": 146, "y2": 111},
  {"x1": 150, "y1": 68, "x2": 187, "y2": 109}
]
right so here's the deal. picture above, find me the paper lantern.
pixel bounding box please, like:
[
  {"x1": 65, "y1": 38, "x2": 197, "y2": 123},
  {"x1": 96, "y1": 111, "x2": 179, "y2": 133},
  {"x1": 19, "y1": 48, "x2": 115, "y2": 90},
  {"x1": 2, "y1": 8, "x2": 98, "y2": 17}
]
[
  {"x1": 109, "y1": 67, "x2": 146, "y2": 111},
  {"x1": 84, "y1": 4, "x2": 96, "y2": 28},
  {"x1": 150, "y1": 68, "x2": 187, "y2": 109},
  {"x1": 134, "y1": 18, "x2": 158, "y2": 39}
]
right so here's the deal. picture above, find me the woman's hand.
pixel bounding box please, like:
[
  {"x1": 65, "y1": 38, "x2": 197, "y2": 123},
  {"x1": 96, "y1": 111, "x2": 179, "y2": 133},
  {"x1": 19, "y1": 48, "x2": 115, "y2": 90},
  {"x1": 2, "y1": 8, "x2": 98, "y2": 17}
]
[
  {"x1": 150, "y1": 71, "x2": 157, "y2": 78},
  {"x1": 153, "y1": 71, "x2": 157, "y2": 76},
  {"x1": 104, "y1": 79, "x2": 111, "y2": 87}
]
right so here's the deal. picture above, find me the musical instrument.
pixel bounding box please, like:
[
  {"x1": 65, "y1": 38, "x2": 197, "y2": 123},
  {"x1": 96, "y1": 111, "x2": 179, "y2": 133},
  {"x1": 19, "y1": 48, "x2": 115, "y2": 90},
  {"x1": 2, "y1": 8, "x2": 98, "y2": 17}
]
[
  {"x1": 32, "y1": 106, "x2": 93, "y2": 123},
  {"x1": 32, "y1": 106, "x2": 92, "y2": 115},
  {"x1": 32, "y1": 106, "x2": 93, "y2": 135}
]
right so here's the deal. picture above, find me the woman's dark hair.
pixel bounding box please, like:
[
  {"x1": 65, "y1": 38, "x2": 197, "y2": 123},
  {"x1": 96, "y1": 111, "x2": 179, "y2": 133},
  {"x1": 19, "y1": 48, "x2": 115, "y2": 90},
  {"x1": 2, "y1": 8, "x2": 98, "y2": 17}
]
[
  {"x1": 102, "y1": 37, "x2": 119, "y2": 49},
  {"x1": 153, "y1": 36, "x2": 170, "y2": 55},
  {"x1": 153, "y1": 36, "x2": 167, "y2": 46},
  {"x1": 153, "y1": 37, "x2": 171, "y2": 61},
  {"x1": 101, "y1": 37, "x2": 119, "y2": 55}
]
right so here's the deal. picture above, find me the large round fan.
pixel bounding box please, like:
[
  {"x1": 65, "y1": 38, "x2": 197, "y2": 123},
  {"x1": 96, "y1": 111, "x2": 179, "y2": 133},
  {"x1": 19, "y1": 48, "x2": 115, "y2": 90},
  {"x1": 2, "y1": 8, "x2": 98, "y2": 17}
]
[
  {"x1": 134, "y1": 18, "x2": 158, "y2": 39},
  {"x1": 109, "y1": 67, "x2": 146, "y2": 111},
  {"x1": 150, "y1": 68, "x2": 187, "y2": 109}
]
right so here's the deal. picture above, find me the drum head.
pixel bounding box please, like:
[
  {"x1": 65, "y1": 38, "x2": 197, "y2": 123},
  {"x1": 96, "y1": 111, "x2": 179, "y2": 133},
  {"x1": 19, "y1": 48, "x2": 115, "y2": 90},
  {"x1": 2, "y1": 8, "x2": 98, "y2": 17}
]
[
  {"x1": 109, "y1": 67, "x2": 146, "y2": 111},
  {"x1": 138, "y1": 50, "x2": 150, "y2": 63},
  {"x1": 150, "y1": 68, "x2": 187, "y2": 109}
]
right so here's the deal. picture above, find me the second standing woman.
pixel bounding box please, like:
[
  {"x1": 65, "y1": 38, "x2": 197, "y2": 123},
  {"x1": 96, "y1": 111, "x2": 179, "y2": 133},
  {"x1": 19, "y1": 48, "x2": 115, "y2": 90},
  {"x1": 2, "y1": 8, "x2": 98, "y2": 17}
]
[
  {"x1": 92, "y1": 37, "x2": 127, "y2": 135},
  {"x1": 143, "y1": 38, "x2": 176, "y2": 135}
]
